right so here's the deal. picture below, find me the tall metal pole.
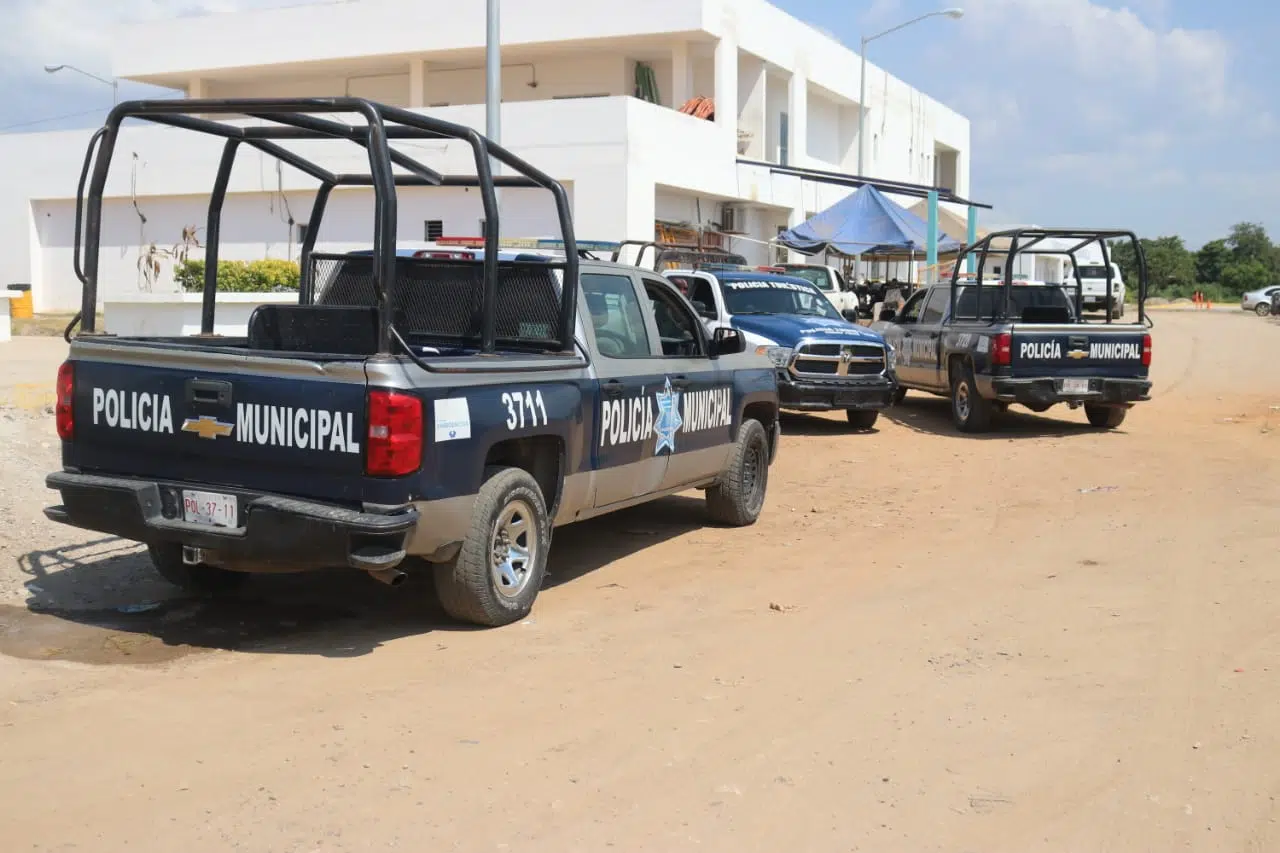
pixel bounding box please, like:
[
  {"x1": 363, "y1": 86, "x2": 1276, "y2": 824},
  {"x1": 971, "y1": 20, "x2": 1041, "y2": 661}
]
[
  {"x1": 857, "y1": 39, "x2": 868, "y2": 179},
  {"x1": 486, "y1": 0, "x2": 501, "y2": 144}
]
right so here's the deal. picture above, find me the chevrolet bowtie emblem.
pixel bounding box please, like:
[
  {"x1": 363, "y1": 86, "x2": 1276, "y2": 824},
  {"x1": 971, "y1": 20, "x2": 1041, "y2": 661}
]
[
  {"x1": 182, "y1": 416, "x2": 234, "y2": 440},
  {"x1": 1067, "y1": 350, "x2": 1089, "y2": 359}
]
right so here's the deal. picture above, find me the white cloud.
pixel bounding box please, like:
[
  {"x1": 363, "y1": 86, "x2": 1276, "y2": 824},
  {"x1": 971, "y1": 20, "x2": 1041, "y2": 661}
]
[
  {"x1": 0, "y1": 0, "x2": 298, "y2": 76},
  {"x1": 959, "y1": 0, "x2": 1230, "y2": 114}
]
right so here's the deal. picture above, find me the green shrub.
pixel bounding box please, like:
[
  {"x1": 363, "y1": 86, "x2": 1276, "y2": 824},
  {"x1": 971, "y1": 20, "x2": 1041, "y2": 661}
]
[{"x1": 174, "y1": 258, "x2": 301, "y2": 293}]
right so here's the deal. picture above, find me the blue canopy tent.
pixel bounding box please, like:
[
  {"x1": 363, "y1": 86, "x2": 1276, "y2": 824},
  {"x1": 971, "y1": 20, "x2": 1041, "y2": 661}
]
[{"x1": 778, "y1": 184, "x2": 964, "y2": 261}]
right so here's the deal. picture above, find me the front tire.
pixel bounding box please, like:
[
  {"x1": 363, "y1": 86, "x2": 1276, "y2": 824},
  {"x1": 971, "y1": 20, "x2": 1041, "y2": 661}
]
[
  {"x1": 1085, "y1": 404, "x2": 1127, "y2": 429},
  {"x1": 846, "y1": 409, "x2": 880, "y2": 430},
  {"x1": 950, "y1": 363, "x2": 994, "y2": 433},
  {"x1": 891, "y1": 386, "x2": 908, "y2": 405},
  {"x1": 434, "y1": 467, "x2": 550, "y2": 627},
  {"x1": 1256, "y1": 302, "x2": 1271, "y2": 317},
  {"x1": 707, "y1": 418, "x2": 770, "y2": 526},
  {"x1": 147, "y1": 543, "x2": 249, "y2": 593}
]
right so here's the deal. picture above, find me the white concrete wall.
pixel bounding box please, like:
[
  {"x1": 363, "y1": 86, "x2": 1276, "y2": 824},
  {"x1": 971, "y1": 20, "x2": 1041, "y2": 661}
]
[
  {"x1": 114, "y1": 0, "x2": 707, "y2": 82},
  {"x1": 205, "y1": 55, "x2": 632, "y2": 108},
  {"x1": 103, "y1": 293, "x2": 297, "y2": 337},
  {"x1": 32, "y1": 186, "x2": 569, "y2": 313}
]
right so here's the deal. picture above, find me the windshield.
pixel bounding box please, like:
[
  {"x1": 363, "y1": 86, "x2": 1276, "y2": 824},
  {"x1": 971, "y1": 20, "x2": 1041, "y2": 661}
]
[
  {"x1": 1075, "y1": 265, "x2": 1112, "y2": 279},
  {"x1": 955, "y1": 284, "x2": 1076, "y2": 321},
  {"x1": 721, "y1": 278, "x2": 841, "y2": 319},
  {"x1": 780, "y1": 266, "x2": 834, "y2": 291}
]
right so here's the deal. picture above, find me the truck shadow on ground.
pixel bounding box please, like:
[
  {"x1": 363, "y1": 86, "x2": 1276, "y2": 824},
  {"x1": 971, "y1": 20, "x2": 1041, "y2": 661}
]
[
  {"x1": 2, "y1": 497, "x2": 708, "y2": 664},
  {"x1": 885, "y1": 394, "x2": 1122, "y2": 440},
  {"x1": 777, "y1": 412, "x2": 883, "y2": 437}
]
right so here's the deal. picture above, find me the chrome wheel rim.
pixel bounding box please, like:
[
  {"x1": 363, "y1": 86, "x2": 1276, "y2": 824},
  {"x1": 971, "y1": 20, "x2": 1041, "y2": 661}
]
[
  {"x1": 956, "y1": 381, "x2": 971, "y2": 421},
  {"x1": 490, "y1": 499, "x2": 537, "y2": 599}
]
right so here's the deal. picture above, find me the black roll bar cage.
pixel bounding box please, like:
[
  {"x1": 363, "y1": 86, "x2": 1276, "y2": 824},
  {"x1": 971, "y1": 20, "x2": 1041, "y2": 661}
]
[
  {"x1": 70, "y1": 97, "x2": 580, "y2": 355},
  {"x1": 946, "y1": 228, "x2": 1148, "y2": 327}
]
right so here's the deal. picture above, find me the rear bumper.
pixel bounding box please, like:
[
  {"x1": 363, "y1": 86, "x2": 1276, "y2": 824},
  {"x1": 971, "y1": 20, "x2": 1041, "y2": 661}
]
[
  {"x1": 777, "y1": 373, "x2": 897, "y2": 411},
  {"x1": 980, "y1": 376, "x2": 1152, "y2": 406},
  {"x1": 44, "y1": 471, "x2": 419, "y2": 572}
]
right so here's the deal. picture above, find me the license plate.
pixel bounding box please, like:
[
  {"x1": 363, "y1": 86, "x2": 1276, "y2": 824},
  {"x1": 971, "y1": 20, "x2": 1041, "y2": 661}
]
[
  {"x1": 1061, "y1": 378, "x2": 1091, "y2": 395},
  {"x1": 182, "y1": 490, "x2": 238, "y2": 527},
  {"x1": 834, "y1": 392, "x2": 861, "y2": 406}
]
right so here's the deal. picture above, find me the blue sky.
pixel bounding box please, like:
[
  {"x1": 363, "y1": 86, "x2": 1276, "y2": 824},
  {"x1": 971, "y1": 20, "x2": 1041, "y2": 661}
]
[{"x1": 1, "y1": 0, "x2": 1274, "y2": 247}]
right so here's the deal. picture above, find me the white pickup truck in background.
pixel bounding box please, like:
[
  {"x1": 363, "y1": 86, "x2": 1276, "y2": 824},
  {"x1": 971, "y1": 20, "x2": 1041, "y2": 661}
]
[
  {"x1": 1069, "y1": 261, "x2": 1126, "y2": 319},
  {"x1": 775, "y1": 264, "x2": 864, "y2": 321}
]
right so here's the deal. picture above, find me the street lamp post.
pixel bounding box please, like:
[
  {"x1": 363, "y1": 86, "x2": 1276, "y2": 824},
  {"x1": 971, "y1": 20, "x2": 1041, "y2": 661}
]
[
  {"x1": 855, "y1": 8, "x2": 963, "y2": 179},
  {"x1": 44, "y1": 64, "x2": 119, "y2": 105}
]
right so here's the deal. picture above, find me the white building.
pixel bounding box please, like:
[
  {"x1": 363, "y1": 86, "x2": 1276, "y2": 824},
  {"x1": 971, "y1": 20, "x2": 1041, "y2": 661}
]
[{"x1": 0, "y1": 0, "x2": 972, "y2": 313}]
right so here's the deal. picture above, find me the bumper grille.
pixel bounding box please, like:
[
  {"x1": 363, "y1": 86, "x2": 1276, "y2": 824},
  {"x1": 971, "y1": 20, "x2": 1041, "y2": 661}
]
[{"x1": 790, "y1": 341, "x2": 886, "y2": 378}]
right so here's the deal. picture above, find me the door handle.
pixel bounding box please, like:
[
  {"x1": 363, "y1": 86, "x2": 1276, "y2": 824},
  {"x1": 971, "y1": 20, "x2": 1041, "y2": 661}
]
[
  {"x1": 186, "y1": 378, "x2": 233, "y2": 407},
  {"x1": 670, "y1": 376, "x2": 692, "y2": 391},
  {"x1": 602, "y1": 380, "x2": 624, "y2": 399}
]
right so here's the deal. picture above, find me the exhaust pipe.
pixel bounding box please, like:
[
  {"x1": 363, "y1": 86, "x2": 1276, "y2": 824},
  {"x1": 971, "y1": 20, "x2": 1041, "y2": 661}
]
[{"x1": 367, "y1": 567, "x2": 407, "y2": 587}]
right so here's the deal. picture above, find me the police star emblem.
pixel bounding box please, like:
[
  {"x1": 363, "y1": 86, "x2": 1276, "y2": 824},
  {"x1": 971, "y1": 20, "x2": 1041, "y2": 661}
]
[
  {"x1": 181, "y1": 415, "x2": 234, "y2": 440},
  {"x1": 653, "y1": 377, "x2": 683, "y2": 455}
]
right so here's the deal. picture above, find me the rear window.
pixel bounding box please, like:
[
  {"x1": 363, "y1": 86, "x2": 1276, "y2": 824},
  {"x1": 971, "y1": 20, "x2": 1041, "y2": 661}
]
[
  {"x1": 1076, "y1": 265, "x2": 1112, "y2": 279},
  {"x1": 781, "y1": 267, "x2": 834, "y2": 291},
  {"x1": 954, "y1": 285, "x2": 1076, "y2": 321}
]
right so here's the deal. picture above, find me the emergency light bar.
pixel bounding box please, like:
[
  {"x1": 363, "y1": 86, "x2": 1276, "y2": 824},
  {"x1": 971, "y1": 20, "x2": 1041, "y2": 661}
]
[{"x1": 434, "y1": 236, "x2": 622, "y2": 252}]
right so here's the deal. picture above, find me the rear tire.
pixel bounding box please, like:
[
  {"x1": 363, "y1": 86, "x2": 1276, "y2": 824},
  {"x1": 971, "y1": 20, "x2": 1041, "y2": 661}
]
[
  {"x1": 434, "y1": 467, "x2": 550, "y2": 627},
  {"x1": 846, "y1": 409, "x2": 880, "y2": 430},
  {"x1": 707, "y1": 418, "x2": 770, "y2": 526},
  {"x1": 1085, "y1": 404, "x2": 1127, "y2": 429},
  {"x1": 1257, "y1": 302, "x2": 1271, "y2": 317},
  {"x1": 147, "y1": 543, "x2": 249, "y2": 593},
  {"x1": 950, "y1": 362, "x2": 994, "y2": 433}
]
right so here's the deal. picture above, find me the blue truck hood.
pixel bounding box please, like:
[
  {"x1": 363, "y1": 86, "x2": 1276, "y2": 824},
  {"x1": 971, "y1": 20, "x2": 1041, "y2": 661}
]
[{"x1": 730, "y1": 313, "x2": 885, "y2": 347}]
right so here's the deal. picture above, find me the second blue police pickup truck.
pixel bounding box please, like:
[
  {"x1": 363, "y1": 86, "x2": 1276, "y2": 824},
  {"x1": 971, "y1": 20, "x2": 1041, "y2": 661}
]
[
  {"x1": 44, "y1": 98, "x2": 781, "y2": 627},
  {"x1": 665, "y1": 268, "x2": 897, "y2": 429}
]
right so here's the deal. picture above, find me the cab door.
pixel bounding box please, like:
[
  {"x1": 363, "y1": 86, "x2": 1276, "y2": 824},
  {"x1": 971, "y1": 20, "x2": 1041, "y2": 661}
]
[
  {"x1": 883, "y1": 289, "x2": 929, "y2": 386},
  {"x1": 640, "y1": 276, "x2": 735, "y2": 491},
  {"x1": 581, "y1": 270, "x2": 671, "y2": 508},
  {"x1": 912, "y1": 287, "x2": 949, "y2": 391}
]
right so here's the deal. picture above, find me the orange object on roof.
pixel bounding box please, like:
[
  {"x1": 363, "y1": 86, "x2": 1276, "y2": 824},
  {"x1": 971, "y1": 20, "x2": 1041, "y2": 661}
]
[{"x1": 677, "y1": 96, "x2": 715, "y2": 120}]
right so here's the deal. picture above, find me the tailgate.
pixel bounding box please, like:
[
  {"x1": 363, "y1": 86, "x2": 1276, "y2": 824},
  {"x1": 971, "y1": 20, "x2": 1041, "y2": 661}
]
[
  {"x1": 1009, "y1": 324, "x2": 1149, "y2": 378},
  {"x1": 65, "y1": 350, "x2": 372, "y2": 503}
]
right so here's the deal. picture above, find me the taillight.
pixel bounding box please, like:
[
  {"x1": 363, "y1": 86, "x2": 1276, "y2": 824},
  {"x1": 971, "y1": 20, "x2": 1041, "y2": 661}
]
[
  {"x1": 1141, "y1": 333, "x2": 1152, "y2": 367},
  {"x1": 365, "y1": 390, "x2": 422, "y2": 477},
  {"x1": 991, "y1": 332, "x2": 1012, "y2": 366},
  {"x1": 55, "y1": 361, "x2": 75, "y2": 440}
]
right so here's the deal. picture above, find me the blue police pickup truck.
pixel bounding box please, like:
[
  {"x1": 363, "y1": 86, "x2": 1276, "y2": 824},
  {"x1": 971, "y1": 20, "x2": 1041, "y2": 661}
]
[
  {"x1": 45, "y1": 98, "x2": 780, "y2": 627},
  {"x1": 876, "y1": 228, "x2": 1153, "y2": 433},
  {"x1": 665, "y1": 268, "x2": 897, "y2": 429}
]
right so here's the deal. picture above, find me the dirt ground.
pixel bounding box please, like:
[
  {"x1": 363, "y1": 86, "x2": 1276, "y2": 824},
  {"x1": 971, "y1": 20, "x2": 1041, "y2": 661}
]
[{"x1": 1, "y1": 310, "x2": 1277, "y2": 852}]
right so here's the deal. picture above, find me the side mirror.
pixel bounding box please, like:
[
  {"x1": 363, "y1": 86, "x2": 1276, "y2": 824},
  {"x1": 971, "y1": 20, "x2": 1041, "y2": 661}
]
[
  {"x1": 841, "y1": 309, "x2": 861, "y2": 322},
  {"x1": 878, "y1": 307, "x2": 897, "y2": 322},
  {"x1": 711, "y1": 326, "x2": 746, "y2": 357}
]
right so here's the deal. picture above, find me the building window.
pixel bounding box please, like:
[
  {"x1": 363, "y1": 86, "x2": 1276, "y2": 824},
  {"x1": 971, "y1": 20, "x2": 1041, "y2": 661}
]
[
  {"x1": 775, "y1": 226, "x2": 789, "y2": 264},
  {"x1": 779, "y1": 112, "x2": 789, "y2": 166},
  {"x1": 296, "y1": 223, "x2": 309, "y2": 245},
  {"x1": 424, "y1": 219, "x2": 443, "y2": 241}
]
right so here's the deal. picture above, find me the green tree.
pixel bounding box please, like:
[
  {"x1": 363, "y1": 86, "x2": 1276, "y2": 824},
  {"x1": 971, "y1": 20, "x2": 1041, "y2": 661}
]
[
  {"x1": 1195, "y1": 239, "x2": 1229, "y2": 284},
  {"x1": 1219, "y1": 259, "x2": 1274, "y2": 296},
  {"x1": 1227, "y1": 222, "x2": 1271, "y2": 263}
]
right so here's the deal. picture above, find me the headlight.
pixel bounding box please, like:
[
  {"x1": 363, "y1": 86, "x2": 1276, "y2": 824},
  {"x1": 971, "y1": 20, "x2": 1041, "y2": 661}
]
[
  {"x1": 885, "y1": 344, "x2": 896, "y2": 371},
  {"x1": 755, "y1": 345, "x2": 793, "y2": 367}
]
